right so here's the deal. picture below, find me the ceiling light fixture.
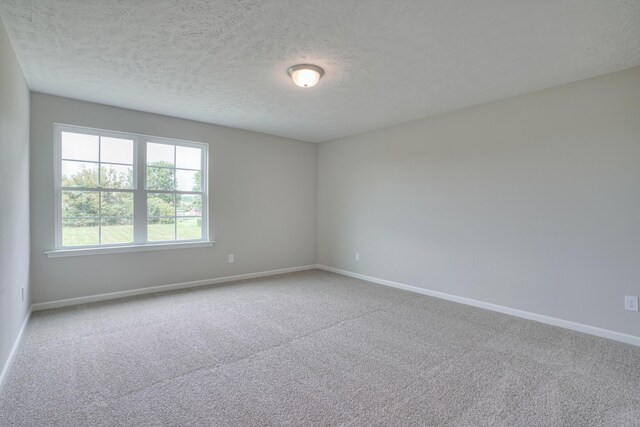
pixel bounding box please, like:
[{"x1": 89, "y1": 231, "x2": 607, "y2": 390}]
[{"x1": 287, "y1": 64, "x2": 324, "y2": 88}]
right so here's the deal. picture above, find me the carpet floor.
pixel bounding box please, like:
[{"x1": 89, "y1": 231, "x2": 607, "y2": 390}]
[{"x1": 1, "y1": 269, "x2": 639, "y2": 426}]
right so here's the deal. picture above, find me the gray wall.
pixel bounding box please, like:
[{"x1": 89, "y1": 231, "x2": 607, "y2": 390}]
[
  {"x1": 0, "y1": 19, "x2": 30, "y2": 375},
  {"x1": 318, "y1": 67, "x2": 640, "y2": 337},
  {"x1": 31, "y1": 93, "x2": 317, "y2": 303}
]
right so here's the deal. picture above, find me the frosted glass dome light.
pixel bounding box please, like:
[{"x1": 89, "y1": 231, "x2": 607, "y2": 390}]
[{"x1": 287, "y1": 64, "x2": 324, "y2": 88}]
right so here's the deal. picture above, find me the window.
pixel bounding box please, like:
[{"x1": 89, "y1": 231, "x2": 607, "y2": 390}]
[{"x1": 54, "y1": 124, "x2": 208, "y2": 249}]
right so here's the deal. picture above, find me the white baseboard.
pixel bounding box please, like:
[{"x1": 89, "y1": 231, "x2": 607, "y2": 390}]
[
  {"x1": 32, "y1": 265, "x2": 317, "y2": 311},
  {"x1": 0, "y1": 307, "x2": 32, "y2": 393},
  {"x1": 315, "y1": 264, "x2": 640, "y2": 347},
  {"x1": 25, "y1": 263, "x2": 640, "y2": 347}
]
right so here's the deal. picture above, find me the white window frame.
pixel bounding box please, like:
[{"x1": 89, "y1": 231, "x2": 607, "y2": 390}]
[{"x1": 49, "y1": 123, "x2": 212, "y2": 257}]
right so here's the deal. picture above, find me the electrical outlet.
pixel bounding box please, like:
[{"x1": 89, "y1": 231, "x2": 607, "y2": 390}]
[
  {"x1": 355, "y1": 252, "x2": 360, "y2": 262},
  {"x1": 228, "y1": 254, "x2": 235, "y2": 264},
  {"x1": 624, "y1": 296, "x2": 638, "y2": 312}
]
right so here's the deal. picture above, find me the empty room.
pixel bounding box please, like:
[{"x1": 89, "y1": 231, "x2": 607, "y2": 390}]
[{"x1": 1, "y1": 1, "x2": 639, "y2": 425}]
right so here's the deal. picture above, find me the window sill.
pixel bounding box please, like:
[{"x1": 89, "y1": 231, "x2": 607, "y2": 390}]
[{"x1": 45, "y1": 241, "x2": 216, "y2": 258}]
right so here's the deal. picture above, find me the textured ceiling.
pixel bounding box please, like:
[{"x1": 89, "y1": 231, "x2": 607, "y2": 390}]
[{"x1": 1, "y1": 0, "x2": 639, "y2": 142}]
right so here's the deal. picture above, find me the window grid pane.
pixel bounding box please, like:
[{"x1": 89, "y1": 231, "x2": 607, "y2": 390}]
[
  {"x1": 101, "y1": 191, "x2": 133, "y2": 216},
  {"x1": 100, "y1": 164, "x2": 134, "y2": 189},
  {"x1": 62, "y1": 217, "x2": 99, "y2": 246},
  {"x1": 62, "y1": 190, "x2": 99, "y2": 217},
  {"x1": 146, "y1": 167, "x2": 175, "y2": 191},
  {"x1": 61, "y1": 161, "x2": 99, "y2": 188},
  {"x1": 147, "y1": 217, "x2": 176, "y2": 241},
  {"x1": 61, "y1": 132, "x2": 99, "y2": 162},
  {"x1": 101, "y1": 136, "x2": 134, "y2": 164},
  {"x1": 176, "y1": 146, "x2": 201, "y2": 170},
  {"x1": 177, "y1": 217, "x2": 202, "y2": 240},
  {"x1": 101, "y1": 217, "x2": 134, "y2": 244}
]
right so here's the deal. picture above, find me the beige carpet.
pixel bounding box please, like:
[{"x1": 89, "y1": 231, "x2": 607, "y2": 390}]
[{"x1": 1, "y1": 269, "x2": 639, "y2": 426}]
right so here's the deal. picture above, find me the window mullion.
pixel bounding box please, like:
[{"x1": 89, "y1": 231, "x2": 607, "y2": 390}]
[
  {"x1": 133, "y1": 137, "x2": 147, "y2": 244},
  {"x1": 54, "y1": 127, "x2": 63, "y2": 248},
  {"x1": 98, "y1": 136, "x2": 102, "y2": 244},
  {"x1": 173, "y1": 146, "x2": 177, "y2": 240},
  {"x1": 202, "y1": 146, "x2": 208, "y2": 241}
]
